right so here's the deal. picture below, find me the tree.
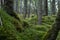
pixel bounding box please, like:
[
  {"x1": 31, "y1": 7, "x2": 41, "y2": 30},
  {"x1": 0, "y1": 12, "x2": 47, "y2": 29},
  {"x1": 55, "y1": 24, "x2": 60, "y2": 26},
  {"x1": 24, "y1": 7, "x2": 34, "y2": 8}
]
[
  {"x1": 1, "y1": 0, "x2": 4, "y2": 8},
  {"x1": 0, "y1": 17, "x2": 2, "y2": 26},
  {"x1": 35, "y1": 0, "x2": 38, "y2": 16},
  {"x1": 51, "y1": 0, "x2": 56, "y2": 15},
  {"x1": 27, "y1": 0, "x2": 31, "y2": 18},
  {"x1": 16, "y1": 0, "x2": 19, "y2": 12},
  {"x1": 14, "y1": 0, "x2": 17, "y2": 11},
  {"x1": 43, "y1": 0, "x2": 60, "y2": 40},
  {"x1": 4, "y1": 0, "x2": 19, "y2": 20},
  {"x1": 14, "y1": 0, "x2": 19, "y2": 12},
  {"x1": 24, "y1": 0, "x2": 27, "y2": 19},
  {"x1": 0, "y1": 0, "x2": 1, "y2": 8},
  {"x1": 37, "y1": 0, "x2": 42, "y2": 24},
  {"x1": 44, "y1": 0, "x2": 48, "y2": 15}
]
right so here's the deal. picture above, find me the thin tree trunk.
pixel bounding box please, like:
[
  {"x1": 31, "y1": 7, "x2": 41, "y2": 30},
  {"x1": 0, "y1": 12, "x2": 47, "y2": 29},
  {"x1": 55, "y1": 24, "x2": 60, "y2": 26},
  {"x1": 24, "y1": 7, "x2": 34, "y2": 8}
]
[
  {"x1": 28, "y1": 0, "x2": 31, "y2": 18},
  {"x1": 0, "y1": 0, "x2": 1, "y2": 8},
  {"x1": 16, "y1": 0, "x2": 19, "y2": 12},
  {"x1": 37, "y1": 0, "x2": 42, "y2": 25},
  {"x1": 44, "y1": 0, "x2": 48, "y2": 16},
  {"x1": 1, "y1": 0, "x2": 4, "y2": 8},
  {"x1": 14, "y1": 0, "x2": 16, "y2": 11},
  {"x1": 24, "y1": 0, "x2": 27, "y2": 19},
  {"x1": 20, "y1": 0, "x2": 22, "y2": 14},
  {"x1": 51, "y1": 0, "x2": 56, "y2": 15}
]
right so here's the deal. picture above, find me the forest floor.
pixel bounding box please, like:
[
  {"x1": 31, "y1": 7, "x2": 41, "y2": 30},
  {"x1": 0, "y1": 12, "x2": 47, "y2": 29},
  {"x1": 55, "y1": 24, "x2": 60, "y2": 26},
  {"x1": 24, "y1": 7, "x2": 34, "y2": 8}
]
[{"x1": 0, "y1": 9, "x2": 60, "y2": 40}]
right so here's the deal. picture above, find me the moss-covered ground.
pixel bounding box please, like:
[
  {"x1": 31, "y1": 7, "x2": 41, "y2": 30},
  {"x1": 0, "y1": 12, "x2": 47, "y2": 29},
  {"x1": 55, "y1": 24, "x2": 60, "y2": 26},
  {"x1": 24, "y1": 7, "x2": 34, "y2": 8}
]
[{"x1": 0, "y1": 9, "x2": 60, "y2": 40}]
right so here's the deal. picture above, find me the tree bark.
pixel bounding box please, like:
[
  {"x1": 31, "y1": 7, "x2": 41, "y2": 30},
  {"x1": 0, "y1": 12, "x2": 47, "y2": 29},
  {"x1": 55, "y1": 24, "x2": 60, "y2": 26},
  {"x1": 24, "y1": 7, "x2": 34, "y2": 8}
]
[
  {"x1": 37, "y1": 0, "x2": 42, "y2": 25},
  {"x1": 4, "y1": 0, "x2": 19, "y2": 20},
  {"x1": 0, "y1": 0, "x2": 1, "y2": 8},
  {"x1": 44, "y1": 0, "x2": 48, "y2": 16},
  {"x1": 24, "y1": 0, "x2": 27, "y2": 19},
  {"x1": 28, "y1": 0, "x2": 31, "y2": 18},
  {"x1": 20, "y1": 0, "x2": 23, "y2": 14}
]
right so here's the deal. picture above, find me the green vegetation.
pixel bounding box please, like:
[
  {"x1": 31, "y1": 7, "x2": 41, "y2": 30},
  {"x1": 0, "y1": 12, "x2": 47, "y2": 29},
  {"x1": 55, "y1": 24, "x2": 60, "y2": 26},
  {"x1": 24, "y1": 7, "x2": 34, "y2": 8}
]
[
  {"x1": 56, "y1": 31, "x2": 60, "y2": 40},
  {"x1": 0, "y1": 10, "x2": 60, "y2": 40}
]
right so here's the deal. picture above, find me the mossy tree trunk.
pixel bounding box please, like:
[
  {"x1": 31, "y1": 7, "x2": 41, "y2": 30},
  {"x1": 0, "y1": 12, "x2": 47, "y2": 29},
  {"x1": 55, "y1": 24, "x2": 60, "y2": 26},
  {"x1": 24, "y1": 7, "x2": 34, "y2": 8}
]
[
  {"x1": 3, "y1": 0, "x2": 23, "y2": 32},
  {"x1": 43, "y1": 0, "x2": 60, "y2": 40}
]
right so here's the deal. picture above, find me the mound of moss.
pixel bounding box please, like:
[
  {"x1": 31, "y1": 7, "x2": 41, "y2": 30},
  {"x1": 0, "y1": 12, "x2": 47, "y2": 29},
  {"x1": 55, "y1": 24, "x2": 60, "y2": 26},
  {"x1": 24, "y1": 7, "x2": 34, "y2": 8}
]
[
  {"x1": 0, "y1": 9, "x2": 32, "y2": 40},
  {"x1": 0, "y1": 9, "x2": 24, "y2": 40}
]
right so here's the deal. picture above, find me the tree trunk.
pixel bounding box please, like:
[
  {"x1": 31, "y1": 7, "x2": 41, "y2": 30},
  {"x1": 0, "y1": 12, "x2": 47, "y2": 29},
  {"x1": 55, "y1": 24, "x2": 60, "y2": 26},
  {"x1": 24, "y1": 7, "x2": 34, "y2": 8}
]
[
  {"x1": 14, "y1": 0, "x2": 17, "y2": 11},
  {"x1": 51, "y1": 0, "x2": 56, "y2": 15},
  {"x1": 37, "y1": 0, "x2": 42, "y2": 25},
  {"x1": 16, "y1": 0, "x2": 19, "y2": 12},
  {"x1": 1, "y1": 0, "x2": 4, "y2": 8},
  {"x1": 4, "y1": 0, "x2": 19, "y2": 20},
  {"x1": 24, "y1": 0, "x2": 27, "y2": 19},
  {"x1": 0, "y1": 0, "x2": 1, "y2": 8},
  {"x1": 20, "y1": 0, "x2": 22, "y2": 14},
  {"x1": 44, "y1": 0, "x2": 48, "y2": 16},
  {"x1": 28, "y1": 0, "x2": 31, "y2": 18}
]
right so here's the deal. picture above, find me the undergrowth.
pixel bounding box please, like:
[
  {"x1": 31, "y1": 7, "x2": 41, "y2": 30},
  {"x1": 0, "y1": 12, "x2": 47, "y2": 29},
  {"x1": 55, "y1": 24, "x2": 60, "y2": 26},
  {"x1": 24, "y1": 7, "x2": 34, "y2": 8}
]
[{"x1": 0, "y1": 9, "x2": 57, "y2": 40}]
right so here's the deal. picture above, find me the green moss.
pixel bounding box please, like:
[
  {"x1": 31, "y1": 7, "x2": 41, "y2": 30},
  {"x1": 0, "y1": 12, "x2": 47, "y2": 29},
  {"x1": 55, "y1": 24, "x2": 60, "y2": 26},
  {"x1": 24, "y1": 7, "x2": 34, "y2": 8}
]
[
  {"x1": 0, "y1": 9, "x2": 57, "y2": 40},
  {"x1": 0, "y1": 9, "x2": 24, "y2": 40}
]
